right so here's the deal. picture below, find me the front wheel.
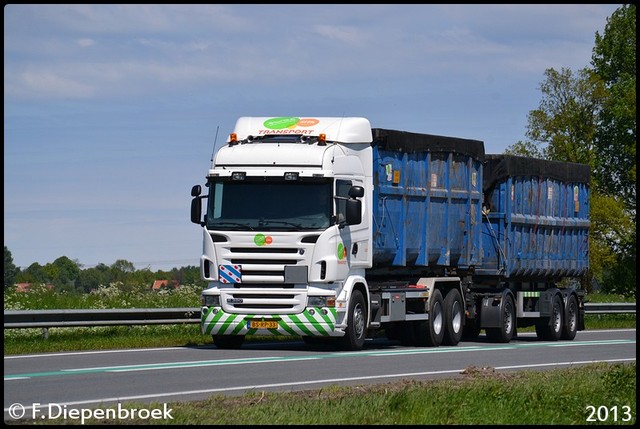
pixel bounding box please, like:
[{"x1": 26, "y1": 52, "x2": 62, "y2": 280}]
[{"x1": 338, "y1": 289, "x2": 367, "y2": 351}]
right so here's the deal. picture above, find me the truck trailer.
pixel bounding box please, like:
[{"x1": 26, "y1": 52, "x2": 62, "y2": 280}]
[{"x1": 190, "y1": 116, "x2": 590, "y2": 350}]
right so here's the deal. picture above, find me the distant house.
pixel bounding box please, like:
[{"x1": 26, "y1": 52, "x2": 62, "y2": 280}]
[
  {"x1": 15, "y1": 283, "x2": 54, "y2": 292},
  {"x1": 151, "y1": 280, "x2": 180, "y2": 291}
]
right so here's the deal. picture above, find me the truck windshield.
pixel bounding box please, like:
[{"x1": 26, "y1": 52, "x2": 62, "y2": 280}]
[{"x1": 206, "y1": 178, "x2": 332, "y2": 231}]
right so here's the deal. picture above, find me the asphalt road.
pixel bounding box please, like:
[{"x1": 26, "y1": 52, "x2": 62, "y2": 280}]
[{"x1": 4, "y1": 329, "x2": 636, "y2": 423}]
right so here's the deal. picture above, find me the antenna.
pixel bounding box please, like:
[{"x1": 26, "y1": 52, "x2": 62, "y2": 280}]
[{"x1": 210, "y1": 125, "x2": 220, "y2": 162}]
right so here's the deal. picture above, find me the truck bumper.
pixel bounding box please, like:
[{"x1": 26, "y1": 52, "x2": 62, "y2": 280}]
[{"x1": 201, "y1": 306, "x2": 342, "y2": 337}]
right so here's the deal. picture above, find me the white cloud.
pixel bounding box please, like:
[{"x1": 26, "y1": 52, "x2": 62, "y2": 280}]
[
  {"x1": 77, "y1": 38, "x2": 95, "y2": 47},
  {"x1": 19, "y1": 71, "x2": 96, "y2": 98}
]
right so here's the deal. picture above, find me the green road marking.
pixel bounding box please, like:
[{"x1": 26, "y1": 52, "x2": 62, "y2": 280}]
[{"x1": 4, "y1": 339, "x2": 634, "y2": 381}]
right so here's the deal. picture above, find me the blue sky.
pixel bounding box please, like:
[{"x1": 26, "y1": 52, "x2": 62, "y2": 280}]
[{"x1": 4, "y1": 4, "x2": 621, "y2": 271}]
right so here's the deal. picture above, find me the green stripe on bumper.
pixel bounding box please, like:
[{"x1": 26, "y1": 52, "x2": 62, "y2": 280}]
[{"x1": 201, "y1": 307, "x2": 339, "y2": 337}]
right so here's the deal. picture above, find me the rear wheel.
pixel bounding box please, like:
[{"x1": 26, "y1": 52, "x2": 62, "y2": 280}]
[
  {"x1": 560, "y1": 294, "x2": 578, "y2": 340},
  {"x1": 485, "y1": 294, "x2": 515, "y2": 343},
  {"x1": 536, "y1": 294, "x2": 564, "y2": 341},
  {"x1": 415, "y1": 288, "x2": 444, "y2": 347},
  {"x1": 442, "y1": 288, "x2": 464, "y2": 346},
  {"x1": 213, "y1": 335, "x2": 245, "y2": 349},
  {"x1": 338, "y1": 289, "x2": 367, "y2": 351}
]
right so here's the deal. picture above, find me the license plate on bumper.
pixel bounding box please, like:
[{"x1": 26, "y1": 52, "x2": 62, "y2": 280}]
[{"x1": 248, "y1": 320, "x2": 278, "y2": 329}]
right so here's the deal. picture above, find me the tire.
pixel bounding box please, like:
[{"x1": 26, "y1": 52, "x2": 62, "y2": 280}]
[
  {"x1": 485, "y1": 293, "x2": 515, "y2": 343},
  {"x1": 213, "y1": 335, "x2": 245, "y2": 349},
  {"x1": 560, "y1": 294, "x2": 578, "y2": 340},
  {"x1": 415, "y1": 288, "x2": 444, "y2": 347},
  {"x1": 338, "y1": 289, "x2": 367, "y2": 351},
  {"x1": 442, "y1": 288, "x2": 464, "y2": 346},
  {"x1": 535, "y1": 294, "x2": 564, "y2": 341}
]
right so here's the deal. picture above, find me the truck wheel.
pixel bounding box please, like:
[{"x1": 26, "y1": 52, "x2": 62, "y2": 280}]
[
  {"x1": 338, "y1": 289, "x2": 367, "y2": 351},
  {"x1": 415, "y1": 288, "x2": 444, "y2": 347},
  {"x1": 485, "y1": 294, "x2": 515, "y2": 343},
  {"x1": 535, "y1": 294, "x2": 564, "y2": 341},
  {"x1": 560, "y1": 294, "x2": 578, "y2": 340},
  {"x1": 442, "y1": 288, "x2": 464, "y2": 346},
  {"x1": 213, "y1": 335, "x2": 245, "y2": 349}
]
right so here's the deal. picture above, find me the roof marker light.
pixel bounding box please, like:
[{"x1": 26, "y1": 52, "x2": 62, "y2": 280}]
[{"x1": 318, "y1": 133, "x2": 327, "y2": 146}]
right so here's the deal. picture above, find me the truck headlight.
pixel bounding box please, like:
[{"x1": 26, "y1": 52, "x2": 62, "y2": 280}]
[
  {"x1": 307, "y1": 296, "x2": 335, "y2": 307},
  {"x1": 202, "y1": 294, "x2": 220, "y2": 307}
]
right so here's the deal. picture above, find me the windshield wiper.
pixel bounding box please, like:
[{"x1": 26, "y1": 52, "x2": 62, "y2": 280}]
[
  {"x1": 259, "y1": 220, "x2": 304, "y2": 229},
  {"x1": 208, "y1": 221, "x2": 254, "y2": 230}
]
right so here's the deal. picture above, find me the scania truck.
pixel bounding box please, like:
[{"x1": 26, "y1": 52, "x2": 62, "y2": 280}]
[{"x1": 190, "y1": 116, "x2": 589, "y2": 350}]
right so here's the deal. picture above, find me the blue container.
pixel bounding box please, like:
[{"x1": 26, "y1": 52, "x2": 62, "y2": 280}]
[
  {"x1": 478, "y1": 155, "x2": 590, "y2": 278},
  {"x1": 369, "y1": 129, "x2": 485, "y2": 272}
]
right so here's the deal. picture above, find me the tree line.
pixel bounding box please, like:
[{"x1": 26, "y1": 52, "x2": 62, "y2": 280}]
[
  {"x1": 3, "y1": 246, "x2": 206, "y2": 293},
  {"x1": 504, "y1": 4, "x2": 635, "y2": 297}
]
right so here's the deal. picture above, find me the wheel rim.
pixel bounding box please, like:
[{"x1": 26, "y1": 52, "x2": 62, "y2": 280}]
[
  {"x1": 552, "y1": 302, "x2": 562, "y2": 333},
  {"x1": 432, "y1": 301, "x2": 443, "y2": 335},
  {"x1": 504, "y1": 302, "x2": 513, "y2": 334},
  {"x1": 353, "y1": 302, "x2": 365, "y2": 338},
  {"x1": 568, "y1": 302, "x2": 577, "y2": 332},
  {"x1": 451, "y1": 300, "x2": 462, "y2": 334}
]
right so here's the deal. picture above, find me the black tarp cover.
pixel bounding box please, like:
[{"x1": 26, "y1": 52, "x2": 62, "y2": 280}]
[
  {"x1": 371, "y1": 128, "x2": 485, "y2": 161},
  {"x1": 483, "y1": 154, "x2": 590, "y2": 192}
]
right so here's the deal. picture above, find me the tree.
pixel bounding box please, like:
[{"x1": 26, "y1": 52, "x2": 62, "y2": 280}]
[
  {"x1": 590, "y1": 4, "x2": 636, "y2": 296},
  {"x1": 52, "y1": 256, "x2": 81, "y2": 287},
  {"x1": 503, "y1": 140, "x2": 544, "y2": 158},
  {"x1": 505, "y1": 5, "x2": 635, "y2": 296},
  {"x1": 591, "y1": 4, "x2": 636, "y2": 216},
  {"x1": 110, "y1": 259, "x2": 136, "y2": 283},
  {"x1": 524, "y1": 67, "x2": 605, "y2": 168},
  {"x1": 16, "y1": 262, "x2": 47, "y2": 285},
  {"x1": 4, "y1": 246, "x2": 18, "y2": 289}
]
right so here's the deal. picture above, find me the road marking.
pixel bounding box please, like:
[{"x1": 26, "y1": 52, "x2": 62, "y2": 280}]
[
  {"x1": 4, "y1": 358, "x2": 635, "y2": 415},
  {"x1": 4, "y1": 338, "x2": 635, "y2": 380}
]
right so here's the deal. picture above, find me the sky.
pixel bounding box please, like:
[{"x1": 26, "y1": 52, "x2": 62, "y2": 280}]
[{"x1": 4, "y1": 4, "x2": 621, "y2": 271}]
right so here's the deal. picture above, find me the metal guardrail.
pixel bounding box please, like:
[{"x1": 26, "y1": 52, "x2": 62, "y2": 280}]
[
  {"x1": 3, "y1": 303, "x2": 635, "y2": 330},
  {"x1": 582, "y1": 302, "x2": 636, "y2": 315},
  {"x1": 3, "y1": 308, "x2": 200, "y2": 329}
]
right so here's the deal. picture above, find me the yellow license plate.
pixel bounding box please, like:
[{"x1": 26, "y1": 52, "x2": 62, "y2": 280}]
[{"x1": 249, "y1": 320, "x2": 278, "y2": 329}]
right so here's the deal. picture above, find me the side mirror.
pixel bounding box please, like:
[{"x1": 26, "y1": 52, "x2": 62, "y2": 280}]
[
  {"x1": 191, "y1": 185, "x2": 205, "y2": 225},
  {"x1": 346, "y1": 199, "x2": 361, "y2": 225},
  {"x1": 191, "y1": 197, "x2": 203, "y2": 225},
  {"x1": 349, "y1": 185, "x2": 364, "y2": 198}
]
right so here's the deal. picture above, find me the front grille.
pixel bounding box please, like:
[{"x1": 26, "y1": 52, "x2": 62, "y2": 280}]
[
  {"x1": 221, "y1": 289, "x2": 306, "y2": 314},
  {"x1": 224, "y1": 246, "x2": 305, "y2": 282}
]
